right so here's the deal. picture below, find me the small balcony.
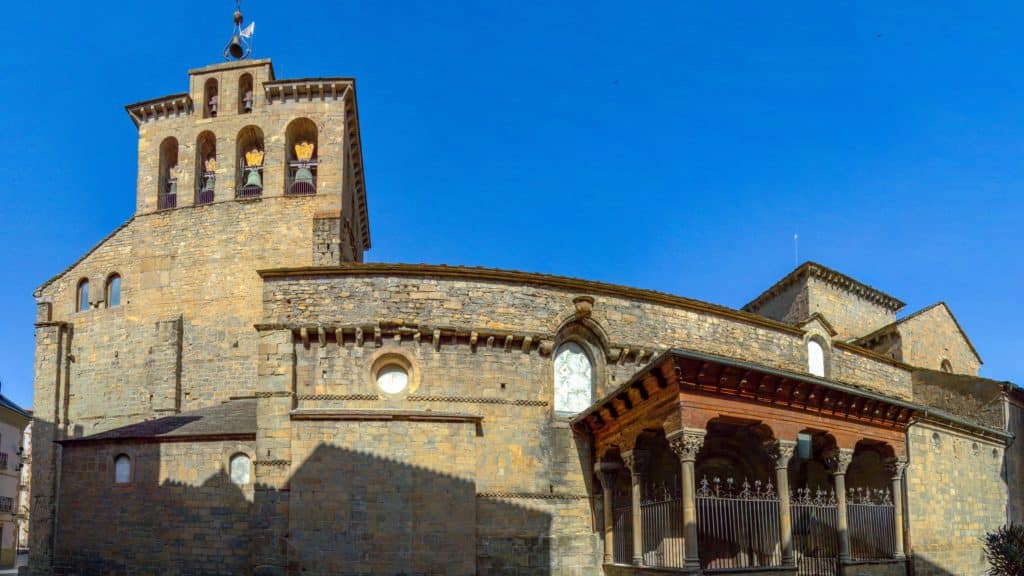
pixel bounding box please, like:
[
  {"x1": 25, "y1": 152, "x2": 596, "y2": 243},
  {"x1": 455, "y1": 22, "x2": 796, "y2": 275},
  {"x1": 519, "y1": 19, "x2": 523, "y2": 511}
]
[
  {"x1": 0, "y1": 452, "x2": 9, "y2": 470},
  {"x1": 0, "y1": 497, "x2": 13, "y2": 514}
]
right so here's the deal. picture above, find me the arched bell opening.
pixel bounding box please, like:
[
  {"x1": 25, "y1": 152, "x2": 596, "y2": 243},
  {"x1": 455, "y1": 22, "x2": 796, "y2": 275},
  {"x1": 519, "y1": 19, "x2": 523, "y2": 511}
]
[
  {"x1": 158, "y1": 137, "x2": 179, "y2": 210},
  {"x1": 238, "y1": 73, "x2": 254, "y2": 114},
  {"x1": 195, "y1": 131, "x2": 217, "y2": 204},
  {"x1": 285, "y1": 118, "x2": 318, "y2": 196},
  {"x1": 204, "y1": 78, "x2": 219, "y2": 118},
  {"x1": 236, "y1": 125, "x2": 264, "y2": 198}
]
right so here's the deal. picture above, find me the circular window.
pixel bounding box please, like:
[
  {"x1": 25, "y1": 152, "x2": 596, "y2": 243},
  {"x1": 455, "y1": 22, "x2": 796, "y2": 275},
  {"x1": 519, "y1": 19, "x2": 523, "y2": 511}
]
[{"x1": 376, "y1": 364, "x2": 410, "y2": 394}]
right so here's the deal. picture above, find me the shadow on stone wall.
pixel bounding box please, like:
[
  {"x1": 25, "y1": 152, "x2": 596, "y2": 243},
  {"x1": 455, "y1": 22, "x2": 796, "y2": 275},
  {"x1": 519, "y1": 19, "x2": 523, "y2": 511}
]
[
  {"x1": 283, "y1": 442, "x2": 554, "y2": 576},
  {"x1": 42, "y1": 434, "x2": 556, "y2": 575}
]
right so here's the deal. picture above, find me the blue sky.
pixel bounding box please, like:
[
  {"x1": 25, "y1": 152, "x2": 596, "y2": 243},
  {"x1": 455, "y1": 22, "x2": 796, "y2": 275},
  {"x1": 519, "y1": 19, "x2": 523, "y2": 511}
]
[{"x1": 0, "y1": 1, "x2": 1021, "y2": 409}]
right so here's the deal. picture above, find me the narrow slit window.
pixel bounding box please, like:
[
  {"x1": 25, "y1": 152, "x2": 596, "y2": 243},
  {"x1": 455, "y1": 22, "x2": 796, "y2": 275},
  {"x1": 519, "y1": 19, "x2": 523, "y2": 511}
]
[
  {"x1": 807, "y1": 340, "x2": 825, "y2": 377},
  {"x1": 77, "y1": 279, "x2": 89, "y2": 312}
]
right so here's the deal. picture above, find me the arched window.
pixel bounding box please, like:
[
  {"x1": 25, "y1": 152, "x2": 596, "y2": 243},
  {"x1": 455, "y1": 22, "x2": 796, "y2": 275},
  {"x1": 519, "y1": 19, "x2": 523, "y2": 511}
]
[
  {"x1": 114, "y1": 454, "x2": 131, "y2": 483},
  {"x1": 238, "y1": 73, "x2": 254, "y2": 114},
  {"x1": 105, "y1": 274, "x2": 121, "y2": 308},
  {"x1": 158, "y1": 137, "x2": 179, "y2": 210},
  {"x1": 285, "y1": 118, "x2": 318, "y2": 195},
  {"x1": 553, "y1": 341, "x2": 594, "y2": 414},
  {"x1": 195, "y1": 131, "x2": 217, "y2": 204},
  {"x1": 236, "y1": 126, "x2": 264, "y2": 198},
  {"x1": 807, "y1": 339, "x2": 825, "y2": 377},
  {"x1": 203, "y1": 78, "x2": 218, "y2": 118},
  {"x1": 940, "y1": 359, "x2": 953, "y2": 373},
  {"x1": 229, "y1": 453, "x2": 251, "y2": 485},
  {"x1": 76, "y1": 279, "x2": 89, "y2": 312}
]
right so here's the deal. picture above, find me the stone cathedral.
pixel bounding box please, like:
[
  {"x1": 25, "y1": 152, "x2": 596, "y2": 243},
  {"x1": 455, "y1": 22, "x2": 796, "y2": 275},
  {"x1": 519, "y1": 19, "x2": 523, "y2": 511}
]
[{"x1": 28, "y1": 15, "x2": 1024, "y2": 576}]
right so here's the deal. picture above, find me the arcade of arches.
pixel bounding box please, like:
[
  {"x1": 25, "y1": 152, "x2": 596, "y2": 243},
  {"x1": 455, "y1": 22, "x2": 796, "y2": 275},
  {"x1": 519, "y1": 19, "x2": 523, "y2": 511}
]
[{"x1": 575, "y1": 349, "x2": 912, "y2": 576}]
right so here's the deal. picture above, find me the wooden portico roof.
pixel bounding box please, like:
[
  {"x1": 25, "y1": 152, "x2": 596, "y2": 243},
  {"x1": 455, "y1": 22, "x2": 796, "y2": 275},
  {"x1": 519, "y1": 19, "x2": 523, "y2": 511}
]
[{"x1": 571, "y1": 348, "x2": 1008, "y2": 442}]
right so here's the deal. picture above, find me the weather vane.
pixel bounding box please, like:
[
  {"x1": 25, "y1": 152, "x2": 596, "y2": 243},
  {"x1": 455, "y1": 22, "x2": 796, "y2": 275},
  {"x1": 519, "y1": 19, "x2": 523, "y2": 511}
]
[{"x1": 224, "y1": 0, "x2": 255, "y2": 60}]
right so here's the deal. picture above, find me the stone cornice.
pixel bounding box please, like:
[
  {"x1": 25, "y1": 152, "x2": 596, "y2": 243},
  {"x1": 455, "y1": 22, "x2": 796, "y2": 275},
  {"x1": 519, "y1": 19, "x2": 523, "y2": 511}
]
[
  {"x1": 124, "y1": 93, "x2": 194, "y2": 127},
  {"x1": 290, "y1": 409, "x2": 482, "y2": 424},
  {"x1": 743, "y1": 261, "x2": 905, "y2": 314}
]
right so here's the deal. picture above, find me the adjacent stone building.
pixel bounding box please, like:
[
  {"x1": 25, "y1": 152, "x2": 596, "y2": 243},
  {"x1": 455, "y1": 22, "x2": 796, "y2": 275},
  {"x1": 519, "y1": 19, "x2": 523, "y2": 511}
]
[
  {"x1": 28, "y1": 37, "x2": 1022, "y2": 576},
  {"x1": 0, "y1": 396, "x2": 30, "y2": 569}
]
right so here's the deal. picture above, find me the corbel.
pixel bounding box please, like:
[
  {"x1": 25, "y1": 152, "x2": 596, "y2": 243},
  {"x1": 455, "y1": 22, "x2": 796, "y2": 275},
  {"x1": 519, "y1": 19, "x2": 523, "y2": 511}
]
[
  {"x1": 521, "y1": 336, "x2": 532, "y2": 354},
  {"x1": 433, "y1": 329, "x2": 441, "y2": 352},
  {"x1": 334, "y1": 328, "x2": 343, "y2": 346},
  {"x1": 355, "y1": 327, "x2": 364, "y2": 347},
  {"x1": 618, "y1": 347, "x2": 630, "y2": 366},
  {"x1": 504, "y1": 335, "x2": 513, "y2": 352},
  {"x1": 413, "y1": 331, "x2": 421, "y2": 345},
  {"x1": 486, "y1": 336, "x2": 495, "y2": 349},
  {"x1": 317, "y1": 326, "x2": 326, "y2": 347},
  {"x1": 299, "y1": 327, "x2": 309, "y2": 347},
  {"x1": 374, "y1": 326, "x2": 382, "y2": 348},
  {"x1": 538, "y1": 340, "x2": 554, "y2": 356},
  {"x1": 470, "y1": 332, "x2": 478, "y2": 352}
]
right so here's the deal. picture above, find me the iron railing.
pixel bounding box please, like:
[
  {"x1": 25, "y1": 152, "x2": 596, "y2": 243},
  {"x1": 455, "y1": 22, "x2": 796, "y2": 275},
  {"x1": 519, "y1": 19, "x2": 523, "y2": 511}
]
[
  {"x1": 237, "y1": 166, "x2": 263, "y2": 198},
  {"x1": 196, "y1": 172, "x2": 215, "y2": 204},
  {"x1": 640, "y1": 490, "x2": 685, "y2": 568},
  {"x1": 847, "y1": 488, "x2": 895, "y2": 561},
  {"x1": 697, "y1": 477, "x2": 783, "y2": 570},
  {"x1": 286, "y1": 161, "x2": 318, "y2": 196},
  {"x1": 612, "y1": 504, "x2": 633, "y2": 564},
  {"x1": 158, "y1": 178, "x2": 177, "y2": 210},
  {"x1": 0, "y1": 452, "x2": 7, "y2": 469},
  {"x1": 0, "y1": 496, "x2": 13, "y2": 513},
  {"x1": 792, "y1": 488, "x2": 839, "y2": 576}
]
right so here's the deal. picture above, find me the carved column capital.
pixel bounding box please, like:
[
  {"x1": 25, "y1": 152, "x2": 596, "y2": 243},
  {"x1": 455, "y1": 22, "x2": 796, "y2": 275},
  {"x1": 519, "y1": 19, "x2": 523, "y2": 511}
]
[
  {"x1": 765, "y1": 440, "x2": 797, "y2": 470},
  {"x1": 824, "y1": 448, "x2": 854, "y2": 475},
  {"x1": 667, "y1": 428, "x2": 706, "y2": 463},
  {"x1": 885, "y1": 456, "x2": 908, "y2": 480},
  {"x1": 621, "y1": 450, "x2": 649, "y2": 476},
  {"x1": 594, "y1": 461, "x2": 620, "y2": 490}
]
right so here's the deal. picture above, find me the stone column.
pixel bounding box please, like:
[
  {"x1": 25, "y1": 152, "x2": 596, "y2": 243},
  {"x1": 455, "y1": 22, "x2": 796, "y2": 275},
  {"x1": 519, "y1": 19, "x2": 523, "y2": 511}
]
[
  {"x1": 668, "y1": 428, "x2": 706, "y2": 575},
  {"x1": 595, "y1": 461, "x2": 620, "y2": 564},
  {"x1": 622, "y1": 449, "x2": 649, "y2": 566},
  {"x1": 826, "y1": 448, "x2": 855, "y2": 563},
  {"x1": 766, "y1": 440, "x2": 797, "y2": 566},
  {"x1": 886, "y1": 457, "x2": 908, "y2": 560}
]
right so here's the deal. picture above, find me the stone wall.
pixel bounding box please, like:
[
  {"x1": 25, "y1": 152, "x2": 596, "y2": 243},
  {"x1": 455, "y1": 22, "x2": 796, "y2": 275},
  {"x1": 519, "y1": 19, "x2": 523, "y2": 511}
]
[
  {"x1": 262, "y1": 268, "x2": 915, "y2": 401},
  {"x1": 906, "y1": 422, "x2": 1007, "y2": 576},
  {"x1": 54, "y1": 439, "x2": 254, "y2": 575},
  {"x1": 807, "y1": 277, "x2": 896, "y2": 340},
  {"x1": 911, "y1": 369, "x2": 1005, "y2": 430},
  {"x1": 896, "y1": 305, "x2": 981, "y2": 376},
  {"x1": 746, "y1": 278, "x2": 808, "y2": 325}
]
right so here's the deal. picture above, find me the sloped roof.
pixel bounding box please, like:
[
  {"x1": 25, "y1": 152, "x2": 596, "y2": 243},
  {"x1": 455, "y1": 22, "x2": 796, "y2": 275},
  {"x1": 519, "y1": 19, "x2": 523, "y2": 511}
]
[
  {"x1": 743, "y1": 261, "x2": 905, "y2": 314},
  {"x1": 854, "y1": 302, "x2": 982, "y2": 364},
  {"x1": 59, "y1": 398, "x2": 255, "y2": 444},
  {"x1": 0, "y1": 393, "x2": 31, "y2": 421}
]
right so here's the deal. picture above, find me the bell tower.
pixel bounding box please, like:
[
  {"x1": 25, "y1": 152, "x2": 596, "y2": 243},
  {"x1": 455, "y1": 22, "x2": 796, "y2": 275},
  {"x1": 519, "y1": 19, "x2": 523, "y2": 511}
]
[{"x1": 123, "y1": 4, "x2": 370, "y2": 261}]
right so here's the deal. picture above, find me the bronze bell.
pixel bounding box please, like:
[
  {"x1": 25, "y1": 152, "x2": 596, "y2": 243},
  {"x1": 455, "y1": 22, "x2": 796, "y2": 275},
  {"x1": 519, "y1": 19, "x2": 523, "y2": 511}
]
[
  {"x1": 228, "y1": 34, "x2": 244, "y2": 59},
  {"x1": 244, "y1": 168, "x2": 262, "y2": 190},
  {"x1": 290, "y1": 167, "x2": 315, "y2": 194}
]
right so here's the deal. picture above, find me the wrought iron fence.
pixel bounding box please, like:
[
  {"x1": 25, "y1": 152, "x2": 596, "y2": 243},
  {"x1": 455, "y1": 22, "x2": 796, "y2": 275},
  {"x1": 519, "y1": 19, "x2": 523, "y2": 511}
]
[
  {"x1": 612, "y1": 504, "x2": 633, "y2": 564},
  {"x1": 697, "y1": 477, "x2": 783, "y2": 570},
  {"x1": 847, "y1": 488, "x2": 895, "y2": 561},
  {"x1": 792, "y1": 488, "x2": 838, "y2": 576},
  {"x1": 640, "y1": 487, "x2": 685, "y2": 568}
]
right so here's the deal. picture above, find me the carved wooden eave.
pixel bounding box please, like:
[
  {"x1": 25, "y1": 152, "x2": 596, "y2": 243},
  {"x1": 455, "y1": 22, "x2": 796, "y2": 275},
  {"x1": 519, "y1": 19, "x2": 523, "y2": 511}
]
[
  {"x1": 572, "y1": 347, "x2": 921, "y2": 436},
  {"x1": 124, "y1": 93, "x2": 194, "y2": 127}
]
